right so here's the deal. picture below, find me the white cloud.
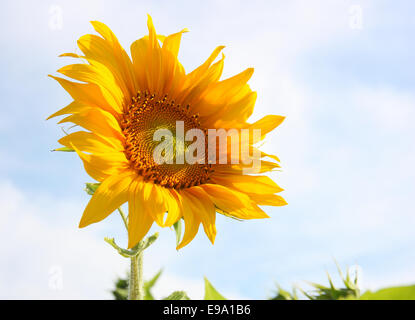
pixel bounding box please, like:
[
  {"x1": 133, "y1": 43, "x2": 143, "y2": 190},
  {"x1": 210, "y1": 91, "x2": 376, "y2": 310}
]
[
  {"x1": 353, "y1": 87, "x2": 415, "y2": 132},
  {"x1": 0, "y1": 180, "x2": 246, "y2": 299},
  {"x1": 0, "y1": 179, "x2": 123, "y2": 299}
]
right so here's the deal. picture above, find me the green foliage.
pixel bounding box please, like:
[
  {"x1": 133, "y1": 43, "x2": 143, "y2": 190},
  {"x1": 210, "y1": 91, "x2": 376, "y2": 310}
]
[
  {"x1": 301, "y1": 265, "x2": 360, "y2": 300},
  {"x1": 112, "y1": 266, "x2": 415, "y2": 300},
  {"x1": 204, "y1": 277, "x2": 226, "y2": 300},
  {"x1": 112, "y1": 277, "x2": 128, "y2": 300},
  {"x1": 271, "y1": 264, "x2": 360, "y2": 300},
  {"x1": 360, "y1": 285, "x2": 415, "y2": 300},
  {"x1": 144, "y1": 270, "x2": 163, "y2": 300},
  {"x1": 270, "y1": 285, "x2": 298, "y2": 300},
  {"x1": 111, "y1": 273, "x2": 228, "y2": 300},
  {"x1": 164, "y1": 291, "x2": 190, "y2": 300},
  {"x1": 270, "y1": 264, "x2": 413, "y2": 300}
]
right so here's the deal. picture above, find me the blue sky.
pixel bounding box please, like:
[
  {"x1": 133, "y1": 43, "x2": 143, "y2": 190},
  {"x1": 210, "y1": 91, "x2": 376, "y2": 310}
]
[{"x1": 0, "y1": 0, "x2": 414, "y2": 299}]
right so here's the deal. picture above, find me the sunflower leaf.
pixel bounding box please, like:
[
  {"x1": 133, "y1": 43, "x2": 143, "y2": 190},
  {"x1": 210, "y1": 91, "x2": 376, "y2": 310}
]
[
  {"x1": 204, "y1": 277, "x2": 226, "y2": 300},
  {"x1": 144, "y1": 269, "x2": 163, "y2": 300},
  {"x1": 360, "y1": 285, "x2": 415, "y2": 300}
]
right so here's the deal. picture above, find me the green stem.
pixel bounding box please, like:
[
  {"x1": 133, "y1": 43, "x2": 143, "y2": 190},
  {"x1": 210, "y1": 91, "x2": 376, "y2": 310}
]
[
  {"x1": 115, "y1": 206, "x2": 148, "y2": 301},
  {"x1": 129, "y1": 245, "x2": 144, "y2": 300}
]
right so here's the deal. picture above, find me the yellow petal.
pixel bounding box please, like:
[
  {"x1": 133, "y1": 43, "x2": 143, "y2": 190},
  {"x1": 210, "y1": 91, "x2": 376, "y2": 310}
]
[
  {"x1": 78, "y1": 29, "x2": 136, "y2": 97},
  {"x1": 79, "y1": 171, "x2": 135, "y2": 227},
  {"x1": 186, "y1": 46, "x2": 225, "y2": 82},
  {"x1": 176, "y1": 192, "x2": 201, "y2": 250},
  {"x1": 146, "y1": 14, "x2": 163, "y2": 95},
  {"x1": 159, "y1": 188, "x2": 182, "y2": 227},
  {"x1": 58, "y1": 106, "x2": 124, "y2": 141},
  {"x1": 47, "y1": 101, "x2": 89, "y2": 120},
  {"x1": 180, "y1": 54, "x2": 225, "y2": 107},
  {"x1": 130, "y1": 21, "x2": 187, "y2": 97},
  {"x1": 248, "y1": 115, "x2": 285, "y2": 142},
  {"x1": 212, "y1": 175, "x2": 284, "y2": 195},
  {"x1": 161, "y1": 31, "x2": 188, "y2": 96},
  {"x1": 248, "y1": 193, "x2": 287, "y2": 206},
  {"x1": 48, "y1": 75, "x2": 119, "y2": 118},
  {"x1": 58, "y1": 131, "x2": 123, "y2": 154},
  {"x1": 187, "y1": 187, "x2": 216, "y2": 245},
  {"x1": 59, "y1": 52, "x2": 82, "y2": 58},
  {"x1": 141, "y1": 182, "x2": 166, "y2": 227},
  {"x1": 206, "y1": 91, "x2": 257, "y2": 127},
  {"x1": 127, "y1": 179, "x2": 154, "y2": 248},
  {"x1": 91, "y1": 20, "x2": 138, "y2": 91},
  {"x1": 162, "y1": 28, "x2": 188, "y2": 58},
  {"x1": 58, "y1": 63, "x2": 125, "y2": 113},
  {"x1": 147, "y1": 14, "x2": 159, "y2": 50},
  {"x1": 201, "y1": 184, "x2": 269, "y2": 219},
  {"x1": 260, "y1": 149, "x2": 281, "y2": 162},
  {"x1": 207, "y1": 68, "x2": 253, "y2": 101},
  {"x1": 213, "y1": 159, "x2": 280, "y2": 176},
  {"x1": 130, "y1": 38, "x2": 150, "y2": 91},
  {"x1": 72, "y1": 144, "x2": 128, "y2": 182},
  {"x1": 193, "y1": 68, "x2": 253, "y2": 118}
]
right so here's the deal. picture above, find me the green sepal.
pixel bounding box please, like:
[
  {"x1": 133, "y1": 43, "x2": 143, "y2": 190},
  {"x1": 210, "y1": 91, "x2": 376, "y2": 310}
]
[
  {"x1": 104, "y1": 237, "x2": 140, "y2": 258},
  {"x1": 142, "y1": 232, "x2": 159, "y2": 250},
  {"x1": 104, "y1": 232, "x2": 159, "y2": 258},
  {"x1": 52, "y1": 146, "x2": 74, "y2": 152},
  {"x1": 173, "y1": 219, "x2": 182, "y2": 247},
  {"x1": 85, "y1": 183, "x2": 100, "y2": 195}
]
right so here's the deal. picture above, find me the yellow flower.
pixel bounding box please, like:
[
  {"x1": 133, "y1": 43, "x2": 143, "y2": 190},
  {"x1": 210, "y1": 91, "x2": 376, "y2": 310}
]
[{"x1": 49, "y1": 15, "x2": 287, "y2": 249}]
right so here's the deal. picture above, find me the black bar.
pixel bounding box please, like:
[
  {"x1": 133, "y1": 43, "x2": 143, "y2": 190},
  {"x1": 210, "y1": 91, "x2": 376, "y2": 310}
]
[{"x1": 0, "y1": 300, "x2": 413, "y2": 318}]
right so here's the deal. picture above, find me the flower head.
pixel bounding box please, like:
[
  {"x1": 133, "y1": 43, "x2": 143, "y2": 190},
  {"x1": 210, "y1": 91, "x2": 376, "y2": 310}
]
[{"x1": 49, "y1": 15, "x2": 286, "y2": 249}]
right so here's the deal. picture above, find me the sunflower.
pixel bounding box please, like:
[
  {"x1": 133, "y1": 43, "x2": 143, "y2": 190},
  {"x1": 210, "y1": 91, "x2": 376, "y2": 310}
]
[{"x1": 49, "y1": 15, "x2": 286, "y2": 249}]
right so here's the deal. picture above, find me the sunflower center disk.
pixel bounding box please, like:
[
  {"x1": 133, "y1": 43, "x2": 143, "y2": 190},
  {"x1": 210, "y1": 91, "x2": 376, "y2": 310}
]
[{"x1": 121, "y1": 92, "x2": 212, "y2": 189}]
